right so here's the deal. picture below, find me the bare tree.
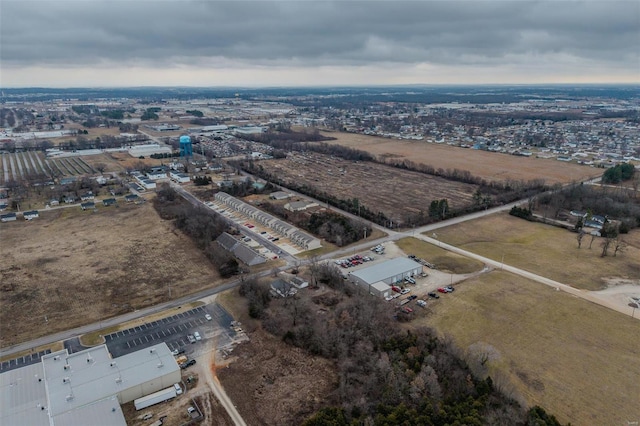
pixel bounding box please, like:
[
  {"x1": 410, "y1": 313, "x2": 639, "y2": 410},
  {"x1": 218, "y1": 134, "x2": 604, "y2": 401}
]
[
  {"x1": 613, "y1": 237, "x2": 627, "y2": 257},
  {"x1": 588, "y1": 233, "x2": 597, "y2": 249},
  {"x1": 600, "y1": 238, "x2": 613, "y2": 257},
  {"x1": 95, "y1": 163, "x2": 107, "y2": 174},
  {"x1": 467, "y1": 342, "x2": 501, "y2": 379},
  {"x1": 576, "y1": 230, "x2": 585, "y2": 249}
]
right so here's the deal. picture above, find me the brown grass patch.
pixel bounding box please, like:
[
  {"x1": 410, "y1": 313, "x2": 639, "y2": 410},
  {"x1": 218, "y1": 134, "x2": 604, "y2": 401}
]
[
  {"x1": 395, "y1": 236, "x2": 484, "y2": 274},
  {"x1": 431, "y1": 213, "x2": 640, "y2": 290},
  {"x1": 107, "y1": 152, "x2": 166, "y2": 170},
  {"x1": 320, "y1": 131, "x2": 601, "y2": 185},
  {"x1": 0, "y1": 202, "x2": 220, "y2": 348},
  {"x1": 423, "y1": 271, "x2": 640, "y2": 426},
  {"x1": 217, "y1": 327, "x2": 337, "y2": 426}
]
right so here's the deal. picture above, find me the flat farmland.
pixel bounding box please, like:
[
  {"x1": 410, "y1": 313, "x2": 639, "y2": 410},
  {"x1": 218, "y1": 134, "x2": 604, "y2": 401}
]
[
  {"x1": 0, "y1": 151, "x2": 97, "y2": 184},
  {"x1": 257, "y1": 151, "x2": 479, "y2": 223},
  {"x1": 0, "y1": 202, "x2": 219, "y2": 348},
  {"x1": 424, "y1": 271, "x2": 640, "y2": 426},
  {"x1": 432, "y1": 213, "x2": 640, "y2": 291},
  {"x1": 319, "y1": 131, "x2": 601, "y2": 184}
]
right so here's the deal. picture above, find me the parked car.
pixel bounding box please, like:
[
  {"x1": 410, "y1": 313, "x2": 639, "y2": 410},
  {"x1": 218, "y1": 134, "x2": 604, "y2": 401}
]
[
  {"x1": 187, "y1": 334, "x2": 196, "y2": 344},
  {"x1": 174, "y1": 383, "x2": 183, "y2": 395},
  {"x1": 142, "y1": 413, "x2": 153, "y2": 420},
  {"x1": 402, "y1": 307, "x2": 413, "y2": 314},
  {"x1": 445, "y1": 286, "x2": 455, "y2": 292},
  {"x1": 428, "y1": 292, "x2": 440, "y2": 299},
  {"x1": 194, "y1": 331, "x2": 202, "y2": 341},
  {"x1": 171, "y1": 348, "x2": 185, "y2": 356},
  {"x1": 181, "y1": 359, "x2": 196, "y2": 369},
  {"x1": 408, "y1": 295, "x2": 417, "y2": 301},
  {"x1": 437, "y1": 288, "x2": 447, "y2": 293},
  {"x1": 416, "y1": 300, "x2": 427, "y2": 307},
  {"x1": 385, "y1": 295, "x2": 394, "y2": 302},
  {"x1": 391, "y1": 286, "x2": 401, "y2": 293},
  {"x1": 400, "y1": 288, "x2": 411, "y2": 295},
  {"x1": 205, "y1": 314, "x2": 212, "y2": 321}
]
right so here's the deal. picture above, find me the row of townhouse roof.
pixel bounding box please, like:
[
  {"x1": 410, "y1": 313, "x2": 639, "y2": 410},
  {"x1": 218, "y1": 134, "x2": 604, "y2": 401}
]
[{"x1": 214, "y1": 192, "x2": 321, "y2": 250}]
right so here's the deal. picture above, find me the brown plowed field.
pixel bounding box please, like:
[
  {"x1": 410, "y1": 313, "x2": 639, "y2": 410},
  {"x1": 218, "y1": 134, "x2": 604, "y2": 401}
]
[
  {"x1": 257, "y1": 151, "x2": 479, "y2": 224},
  {"x1": 319, "y1": 131, "x2": 601, "y2": 184},
  {"x1": 0, "y1": 202, "x2": 219, "y2": 348}
]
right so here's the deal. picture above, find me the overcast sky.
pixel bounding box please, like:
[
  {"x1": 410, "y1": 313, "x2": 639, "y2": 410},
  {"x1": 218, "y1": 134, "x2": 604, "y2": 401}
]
[{"x1": 1, "y1": 0, "x2": 638, "y2": 87}]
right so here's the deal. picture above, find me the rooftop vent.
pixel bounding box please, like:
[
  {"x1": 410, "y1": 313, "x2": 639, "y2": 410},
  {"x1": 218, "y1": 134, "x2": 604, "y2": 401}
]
[
  {"x1": 53, "y1": 356, "x2": 60, "y2": 361},
  {"x1": 65, "y1": 395, "x2": 74, "y2": 402},
  {"x1": 115, "y1": 377, "x2": 122, "y2": 384},
  {"x1": 110, "y1": 361, "x2": 117, "y2": 367},
  {"x1": 63, "y1": 364, "x2": 70, "y2": 370},
  {"x1": 62, "y1": 377, "x2": 70, "y2": 384},
  {"x1": 157, "y1": 362, "x2": 163, "y2": 368}
]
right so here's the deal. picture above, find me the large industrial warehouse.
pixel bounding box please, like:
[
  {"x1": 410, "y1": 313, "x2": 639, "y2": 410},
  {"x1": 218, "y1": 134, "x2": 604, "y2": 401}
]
[
  {"x1": 0, "y1": 343, "x2": 180, "y2": 426},
  {"x1": 348, "y1": 257, "x2": 423, "y2": 297}
]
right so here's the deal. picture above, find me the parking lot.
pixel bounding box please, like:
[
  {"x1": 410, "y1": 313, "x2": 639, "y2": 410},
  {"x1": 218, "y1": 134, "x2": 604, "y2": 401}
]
[
  {"x1": 104, "y1": 304, "x2": 237, "y2": 358},
  {"x1": 0, "y1": 349, "x2": 51, "y2": 373}
]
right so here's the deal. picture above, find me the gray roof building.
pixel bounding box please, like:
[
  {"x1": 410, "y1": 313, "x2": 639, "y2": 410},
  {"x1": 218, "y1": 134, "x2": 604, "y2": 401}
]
[
  {"x1": 0, "y1": 343, "x2": 179, "y2": 426},
  {"x1": 349, "y1": 257, "x2": 423, "y2": 287}
]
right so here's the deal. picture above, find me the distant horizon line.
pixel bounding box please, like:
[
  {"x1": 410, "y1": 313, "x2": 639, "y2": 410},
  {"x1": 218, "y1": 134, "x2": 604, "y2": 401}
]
[{"x1": 2, "y1": 82, "x2": 639, "y2": 91}]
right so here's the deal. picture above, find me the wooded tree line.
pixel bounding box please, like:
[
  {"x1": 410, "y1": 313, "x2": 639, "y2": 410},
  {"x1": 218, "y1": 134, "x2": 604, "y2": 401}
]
[
  {"x1": 153, "y1": 184, "x2": 240, "y2": 277},
  {"x1": 537, "y1": 183, "x2": 640, "y2": 232},
  {"x1": 238, "y1": 264, "x2": 565, "y2": 425},
  {"x1": 602, "y1": 163, "x2": 635, "y2": 184}
]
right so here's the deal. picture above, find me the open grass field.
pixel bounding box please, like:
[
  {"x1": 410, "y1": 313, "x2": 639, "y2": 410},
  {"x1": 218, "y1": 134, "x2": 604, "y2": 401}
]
[
  {"x1": 106, "y1": 151, "x2": 166, "y2": 170},
  {"x1": 257, "y1": 151, "x2": 479, "y2": 225},
  {"x1": 320, "y1": 131, "x2": 601, "y2": 185},
  {"x1": 431, "y1": 213, "x2": 640, "y2": 291},
  {"x1": 0, "y1": 202, "x2": 220, "y2": 348},
  {"x1": 395, "y1": 236, "x2": 484, "y2": 274},
  {"x1": 423, "y1": 271, "x2": 640, "y2": 426}
]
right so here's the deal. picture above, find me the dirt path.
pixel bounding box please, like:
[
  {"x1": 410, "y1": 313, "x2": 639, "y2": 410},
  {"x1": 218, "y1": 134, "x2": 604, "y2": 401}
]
[{"x1": 202, "y1": 344, "x2": 247, "y2": 426}]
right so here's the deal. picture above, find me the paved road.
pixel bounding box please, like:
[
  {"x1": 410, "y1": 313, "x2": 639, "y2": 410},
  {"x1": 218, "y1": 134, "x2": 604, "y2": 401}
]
[
  {"x1": 0, "y1": 267, "x2": 278, "y2": 359},
  {"x1": 412, "y1": 234, "x2": 640, "y2": 319},
  {"x1": 171, "y1": 183, "x2": 297, "y2": 264}
]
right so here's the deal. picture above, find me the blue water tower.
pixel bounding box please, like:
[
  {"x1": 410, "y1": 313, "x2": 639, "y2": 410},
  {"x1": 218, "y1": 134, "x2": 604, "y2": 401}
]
[{"x1": 179, "y1": 135, "x2": 193, "y2": 159}]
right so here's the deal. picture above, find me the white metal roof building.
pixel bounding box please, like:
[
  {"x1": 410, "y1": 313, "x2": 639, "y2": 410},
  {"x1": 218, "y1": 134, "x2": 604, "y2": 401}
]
[
  {"x1": 348, "y1": 257, "x2": 423, "y2": 289},
  {"x1": 0, "y1": 343, "x2": 179, "y2": 426}
]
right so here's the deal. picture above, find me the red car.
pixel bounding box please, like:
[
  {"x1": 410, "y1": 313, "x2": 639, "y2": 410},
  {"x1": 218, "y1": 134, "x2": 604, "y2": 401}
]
[
  {"x1": 391, "y1": 286, "x2": 401, "y2": 293},
  {"x1": 402, "y1": 307, "x2": 413, "y2": 313},
  {"x1": 437, "y1": 287, "x2": 447, "y2": 293}
]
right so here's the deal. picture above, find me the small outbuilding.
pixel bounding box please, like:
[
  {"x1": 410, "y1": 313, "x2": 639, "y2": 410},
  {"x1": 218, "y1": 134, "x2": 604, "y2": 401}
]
[
  {"x1": 23, "y1": 210, "x2": 39, "y2": 220},
  {"x1": 1, "y1": 212, "x2": 17, "y2": 222}
]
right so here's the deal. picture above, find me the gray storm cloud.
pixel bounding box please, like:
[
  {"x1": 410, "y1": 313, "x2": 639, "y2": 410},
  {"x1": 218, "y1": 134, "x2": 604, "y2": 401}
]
[{"x1": 1, "y1": 0, "x2": 638, "y2": 69}]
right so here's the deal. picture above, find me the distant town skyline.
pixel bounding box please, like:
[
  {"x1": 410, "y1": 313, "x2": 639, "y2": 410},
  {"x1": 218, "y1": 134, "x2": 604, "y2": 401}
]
[{"x1": 1, "y1": 0, "x2": 638, "y2": 88}]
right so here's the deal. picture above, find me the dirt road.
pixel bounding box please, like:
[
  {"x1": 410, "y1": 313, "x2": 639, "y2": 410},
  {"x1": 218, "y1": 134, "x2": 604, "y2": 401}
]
[{"x1": 202, "y1": 347, "x2": 247, "y2": 426}]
